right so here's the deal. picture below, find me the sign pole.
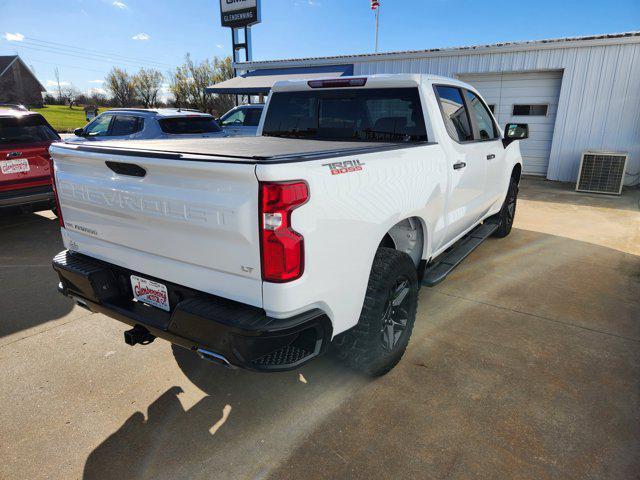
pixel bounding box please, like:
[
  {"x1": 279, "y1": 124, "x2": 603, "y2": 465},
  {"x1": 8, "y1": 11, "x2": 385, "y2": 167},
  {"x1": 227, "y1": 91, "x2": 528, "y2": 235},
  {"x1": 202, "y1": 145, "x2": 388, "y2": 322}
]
[
  {"x1": 218, "y1": 0, "x2": 261, "y2": 105},
  {"x1": 231, "y1": 26, "x2": 253, "y2": 105},
  {"x1": 231, "y1": 28, "x2": 237, "y2": 106}
]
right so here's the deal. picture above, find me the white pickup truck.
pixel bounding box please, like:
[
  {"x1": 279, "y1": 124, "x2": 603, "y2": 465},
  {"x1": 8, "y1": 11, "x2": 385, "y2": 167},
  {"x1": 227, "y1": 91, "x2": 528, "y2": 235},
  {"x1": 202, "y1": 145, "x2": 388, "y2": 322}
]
[{"x1": 50, "y1": 74, "x2": 528, "y2": 376}]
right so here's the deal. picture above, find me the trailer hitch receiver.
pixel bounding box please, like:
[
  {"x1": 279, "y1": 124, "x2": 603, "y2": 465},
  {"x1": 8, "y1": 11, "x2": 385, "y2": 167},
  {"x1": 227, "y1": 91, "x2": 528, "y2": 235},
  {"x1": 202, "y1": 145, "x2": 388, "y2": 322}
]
[{"x1": 124, "y1": 325, "x2": 156, "y2": 346}]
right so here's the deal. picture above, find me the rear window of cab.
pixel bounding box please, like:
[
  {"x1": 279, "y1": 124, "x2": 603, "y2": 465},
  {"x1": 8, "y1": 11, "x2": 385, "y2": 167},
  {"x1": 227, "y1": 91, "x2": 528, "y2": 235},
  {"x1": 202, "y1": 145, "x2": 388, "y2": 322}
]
[
  {"x1": 0, "y1": 115, "x2": 59, "y2": 144},
  {"x1": 262, "y1": 88, "x2": 428, "y2": 142}
]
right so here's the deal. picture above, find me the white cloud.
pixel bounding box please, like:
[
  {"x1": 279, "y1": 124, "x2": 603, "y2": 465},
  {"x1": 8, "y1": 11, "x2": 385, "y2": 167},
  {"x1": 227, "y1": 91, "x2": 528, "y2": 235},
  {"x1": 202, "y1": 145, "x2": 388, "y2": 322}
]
[
  {"x1": 308, "y1": 0, "x2": 321, "y2": 5},
  {"x1": 132, "y1": 33, "x2": 150, "y2": 41},
  {"x1": 46, "y1": 80, "x2": 70, "y2": 87},
  {"x1": 112, "y1": 1, "x2": 127, "y2": 8},
  {"x1": 87, "y1": 87, "x2": 107, "y2": 96},
  {"x1": 216, "y1": 44, "x2": 224, "y2": 49},
  {"x1": 88, "y1": 79, "x2": 105, "y2": 84},
  {"x1": 3, "y1": 32, "x2": 25, "y2": 42}
]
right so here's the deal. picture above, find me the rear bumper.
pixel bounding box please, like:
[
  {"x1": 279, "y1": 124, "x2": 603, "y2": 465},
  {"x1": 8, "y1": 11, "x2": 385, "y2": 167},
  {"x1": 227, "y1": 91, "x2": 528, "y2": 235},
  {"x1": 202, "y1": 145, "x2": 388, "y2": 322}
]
[
  {"x1": 0, "y1": 185, "x2": 54, "y2": 208},
  {"x1": 52, "y1": 250, "x2": 332, "y2": 371}
]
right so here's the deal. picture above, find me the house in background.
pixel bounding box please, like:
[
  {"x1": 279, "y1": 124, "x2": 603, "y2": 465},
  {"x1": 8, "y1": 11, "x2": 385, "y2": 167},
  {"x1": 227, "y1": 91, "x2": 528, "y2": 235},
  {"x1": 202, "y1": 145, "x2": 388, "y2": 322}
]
[{"x1": 0, "y1": 55, "x2": 46, "y2": 107}]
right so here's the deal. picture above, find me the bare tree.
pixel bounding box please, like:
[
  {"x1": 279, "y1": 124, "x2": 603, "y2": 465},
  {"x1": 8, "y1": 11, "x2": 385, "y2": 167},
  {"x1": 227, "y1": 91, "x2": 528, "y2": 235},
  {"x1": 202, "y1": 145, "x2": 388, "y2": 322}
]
[
  {"x1": 168, "y1": 65, "x2": 189, "y2": 108},
  {"x1": 88, "y1": 90, "x2": 107, "y2": 106},
  {"x1": 184, "y1": 54, "x2": 212, "y2": 112},
  {"x1": 61, "y1": 85, "x2": 81, "y2": 108},
  {"x1": 105, "y1": 67, "x2": 137, "y2": 107},
  {"x1": 74, "y1": 93, "x2": 89, "y2": 105},
  {"x1": 210, "y1": 56, "x2": 235, "y2": 115},
  {"x1": 167, "y1": 54, "x2": 234, "y2": 114},
  {"x1": 133, "y1": 68, "x2": 163, "y2": 108}
]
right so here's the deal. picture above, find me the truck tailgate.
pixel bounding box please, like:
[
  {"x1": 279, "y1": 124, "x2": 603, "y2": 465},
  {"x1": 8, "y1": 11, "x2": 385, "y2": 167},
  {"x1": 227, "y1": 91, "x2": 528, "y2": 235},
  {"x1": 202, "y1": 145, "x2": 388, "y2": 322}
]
[
  {"x1": 50, "y1": 144, "x2": 262, "y2": 307},
  {"x1": 0, "y1": 142, "x2": 52, "y2": 190}
]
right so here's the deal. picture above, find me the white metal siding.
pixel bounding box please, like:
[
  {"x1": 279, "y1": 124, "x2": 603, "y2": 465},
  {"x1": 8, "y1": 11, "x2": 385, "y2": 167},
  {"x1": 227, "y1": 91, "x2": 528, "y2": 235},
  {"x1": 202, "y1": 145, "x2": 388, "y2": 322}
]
[
  {"x1": 352, "y1": 43, "x2": 640, "y2": 185},
  {"x1": 458, "y1": 71, "x2": 563, "y2": 176}
]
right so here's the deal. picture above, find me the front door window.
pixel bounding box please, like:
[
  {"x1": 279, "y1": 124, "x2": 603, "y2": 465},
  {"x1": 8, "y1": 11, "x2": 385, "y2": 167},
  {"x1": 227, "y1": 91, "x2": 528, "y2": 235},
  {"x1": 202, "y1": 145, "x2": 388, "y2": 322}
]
[
  {"x1": 84, "y1": 115, "x2": 112, "y2": 137},
  {"x1": 220, "y1": 109, "x2": 245, "y2": 127}
]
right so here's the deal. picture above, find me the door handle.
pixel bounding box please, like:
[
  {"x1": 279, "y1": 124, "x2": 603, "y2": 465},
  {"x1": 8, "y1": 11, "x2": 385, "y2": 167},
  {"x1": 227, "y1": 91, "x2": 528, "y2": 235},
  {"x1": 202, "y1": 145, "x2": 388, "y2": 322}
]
[
  {"x1": 486, "y1": 154, "x2": 495, "y2": 160},
  {"x1": 453, "y1": 161, "x2": 466, "y2": 170},
  {"x1": 105, "y1": 161, "x2": 146, "y2": 177},
  {"x1": 6, "y1": 151, "x2": 22, "y2": 159}
]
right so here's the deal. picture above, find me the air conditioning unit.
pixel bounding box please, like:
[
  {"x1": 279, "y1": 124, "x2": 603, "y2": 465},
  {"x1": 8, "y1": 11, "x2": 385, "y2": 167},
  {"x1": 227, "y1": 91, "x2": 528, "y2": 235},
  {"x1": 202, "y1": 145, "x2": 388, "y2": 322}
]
[{"x1": 576, "y1": 151, "x2": 628, "y2": 195}]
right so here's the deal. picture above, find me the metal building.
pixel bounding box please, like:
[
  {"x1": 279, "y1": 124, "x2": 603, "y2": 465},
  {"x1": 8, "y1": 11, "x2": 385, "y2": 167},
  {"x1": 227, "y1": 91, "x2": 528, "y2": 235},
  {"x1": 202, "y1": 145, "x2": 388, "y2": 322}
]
[{"x1": 214, "y1": 32, "x2": 640, "y2": 185}]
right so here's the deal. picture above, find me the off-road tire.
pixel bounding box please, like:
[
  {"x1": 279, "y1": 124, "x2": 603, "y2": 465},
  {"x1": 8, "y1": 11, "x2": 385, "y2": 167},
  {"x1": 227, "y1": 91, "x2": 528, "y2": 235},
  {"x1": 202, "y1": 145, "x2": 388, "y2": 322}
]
[
  {"x1": 491, "y1": 176, "x2": 518, "y2": 238},
  {"x1": 332, "y1": 247, "x2": 419, "y2": 376}
]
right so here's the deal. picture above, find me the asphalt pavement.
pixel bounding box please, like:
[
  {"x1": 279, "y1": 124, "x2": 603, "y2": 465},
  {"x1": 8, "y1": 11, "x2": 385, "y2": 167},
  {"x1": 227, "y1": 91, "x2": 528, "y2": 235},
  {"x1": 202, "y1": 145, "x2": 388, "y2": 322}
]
[{"x1": 1, "y1": 178, "x2": 638, "y2": 479}]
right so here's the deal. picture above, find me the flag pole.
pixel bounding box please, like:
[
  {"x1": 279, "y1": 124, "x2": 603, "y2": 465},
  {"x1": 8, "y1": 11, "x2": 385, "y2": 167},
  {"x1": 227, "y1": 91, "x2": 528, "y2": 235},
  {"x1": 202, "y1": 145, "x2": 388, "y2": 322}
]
[{"x1": 374, "y1": 4, "x2": 380, "y2": 53}]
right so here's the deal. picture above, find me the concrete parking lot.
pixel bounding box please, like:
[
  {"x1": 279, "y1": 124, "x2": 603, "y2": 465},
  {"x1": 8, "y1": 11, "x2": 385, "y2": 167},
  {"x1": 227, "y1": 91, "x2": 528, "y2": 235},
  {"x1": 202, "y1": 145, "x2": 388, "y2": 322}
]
[{"x1": 1, "y1": 177, "x2": 638, "y2": 480}]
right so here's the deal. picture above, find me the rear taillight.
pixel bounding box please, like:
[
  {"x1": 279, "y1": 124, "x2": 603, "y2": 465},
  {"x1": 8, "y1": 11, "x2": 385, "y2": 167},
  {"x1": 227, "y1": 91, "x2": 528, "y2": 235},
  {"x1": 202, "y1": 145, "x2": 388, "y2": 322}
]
[
  {"x1": 49, "y1": 156, "x2": 64, "y2": 228},
  {"x1": 259, "y1": 181, "x2": 309, "y2": 283}
]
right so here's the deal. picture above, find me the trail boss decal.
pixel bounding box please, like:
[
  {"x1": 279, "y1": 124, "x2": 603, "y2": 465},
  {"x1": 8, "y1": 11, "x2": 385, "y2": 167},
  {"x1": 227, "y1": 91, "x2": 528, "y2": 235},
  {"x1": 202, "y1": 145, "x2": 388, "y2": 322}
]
[{"x1": 322, "y1": 160, "x2": 365, "y2": 175}]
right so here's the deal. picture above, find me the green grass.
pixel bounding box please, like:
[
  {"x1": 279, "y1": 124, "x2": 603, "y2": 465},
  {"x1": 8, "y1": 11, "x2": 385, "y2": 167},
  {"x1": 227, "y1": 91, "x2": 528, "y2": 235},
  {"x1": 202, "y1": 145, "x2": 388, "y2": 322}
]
[{"x1": 32, "y1": 105, "x2": 108, "y2": 133}]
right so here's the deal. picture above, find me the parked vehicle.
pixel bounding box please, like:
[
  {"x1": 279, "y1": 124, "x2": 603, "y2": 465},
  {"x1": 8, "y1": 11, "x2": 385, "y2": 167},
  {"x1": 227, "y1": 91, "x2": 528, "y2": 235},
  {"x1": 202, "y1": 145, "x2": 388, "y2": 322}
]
[
  {"x1": 50, "y1": 74, "x2": 528, "y2": 376},
  {"x1": 67, "y1": 108, "x2": 226, "y2": 142},
  {"x1": 0, "y1": 109, "x2": 59, "y2": 211},
  {"x1": 0, "y1": 103, "x2": 29, "y2": 112},
  {"x1": 217, "y1": 104, "x2": 263, "y2": 137}
]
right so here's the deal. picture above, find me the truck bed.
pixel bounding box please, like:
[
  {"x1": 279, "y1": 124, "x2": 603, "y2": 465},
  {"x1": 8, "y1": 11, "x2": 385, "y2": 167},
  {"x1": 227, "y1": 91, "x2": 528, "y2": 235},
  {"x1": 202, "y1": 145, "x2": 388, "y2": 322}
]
[{"x1": 57, "y1": 136, "x2": 421, "y2": 163}]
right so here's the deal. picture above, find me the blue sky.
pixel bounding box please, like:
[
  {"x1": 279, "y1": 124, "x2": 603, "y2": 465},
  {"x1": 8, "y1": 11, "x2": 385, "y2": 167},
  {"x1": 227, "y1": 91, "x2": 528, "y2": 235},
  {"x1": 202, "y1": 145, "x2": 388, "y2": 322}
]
[{"x1": 1, "y1": 0, "x2": 639, "y2": 97}]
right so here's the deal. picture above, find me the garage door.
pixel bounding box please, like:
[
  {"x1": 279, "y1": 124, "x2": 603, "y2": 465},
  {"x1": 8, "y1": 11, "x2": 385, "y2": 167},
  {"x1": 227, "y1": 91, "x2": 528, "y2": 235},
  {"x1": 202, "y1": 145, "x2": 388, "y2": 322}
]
[{"x1": 458, "y1": 71, "x2": 563, "y2": 176}]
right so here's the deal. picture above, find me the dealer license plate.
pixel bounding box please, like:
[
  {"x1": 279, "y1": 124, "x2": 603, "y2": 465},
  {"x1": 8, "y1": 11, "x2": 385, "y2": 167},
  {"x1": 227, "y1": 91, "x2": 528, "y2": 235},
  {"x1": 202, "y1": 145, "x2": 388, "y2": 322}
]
[
  {"x1": 0, "y1": 158, "x2": 30, "y2": 174},
  {"x1": 130, "y1": 275, "x2": 170, "y2": 311}
]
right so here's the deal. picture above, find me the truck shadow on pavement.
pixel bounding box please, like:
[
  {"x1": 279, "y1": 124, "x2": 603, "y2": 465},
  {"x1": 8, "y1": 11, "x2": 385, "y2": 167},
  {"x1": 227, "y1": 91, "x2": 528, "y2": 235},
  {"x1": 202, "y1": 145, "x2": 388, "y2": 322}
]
[
  {"x1": 83, "y1": 347, "x2": 366, "y2": 480},
  {"x1": 80, "y1": 227, "x2": 640, "y2": 480},
  {"x1": 0, "y1": 210, "x2": 74, "y2": 338}
]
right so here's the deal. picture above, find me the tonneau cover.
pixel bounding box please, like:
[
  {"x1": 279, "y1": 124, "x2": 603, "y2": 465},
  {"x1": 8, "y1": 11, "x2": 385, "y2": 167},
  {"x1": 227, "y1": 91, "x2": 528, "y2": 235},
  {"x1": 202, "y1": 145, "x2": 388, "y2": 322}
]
[{"x1": 57, "y1": 136, "x2": 408, "y2": 162}]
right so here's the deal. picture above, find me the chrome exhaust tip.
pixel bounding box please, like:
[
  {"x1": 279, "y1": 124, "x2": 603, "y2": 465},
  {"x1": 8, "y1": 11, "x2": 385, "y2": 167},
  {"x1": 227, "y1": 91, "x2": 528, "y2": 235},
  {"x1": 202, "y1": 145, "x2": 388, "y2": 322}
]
[{"x1": 196, "y1": 348, "x2": 235, "y2": 369}]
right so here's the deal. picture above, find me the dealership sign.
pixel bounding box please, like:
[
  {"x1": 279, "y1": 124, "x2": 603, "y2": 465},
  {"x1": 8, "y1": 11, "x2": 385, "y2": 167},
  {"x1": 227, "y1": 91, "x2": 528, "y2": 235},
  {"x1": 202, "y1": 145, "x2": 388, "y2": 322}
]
[{"x1": 220, "y1": 0, "x2": 261, "y2": 28}]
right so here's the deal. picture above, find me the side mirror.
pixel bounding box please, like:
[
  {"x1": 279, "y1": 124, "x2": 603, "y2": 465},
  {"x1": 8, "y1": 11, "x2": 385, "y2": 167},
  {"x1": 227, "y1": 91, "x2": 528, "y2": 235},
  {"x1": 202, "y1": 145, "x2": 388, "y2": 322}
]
[
  {"x1": 503, "y1": 123, "x2": 528, "y2": 147},
  {"x1": 74, "y1": 127, "x2": 86, "y2": 137}
]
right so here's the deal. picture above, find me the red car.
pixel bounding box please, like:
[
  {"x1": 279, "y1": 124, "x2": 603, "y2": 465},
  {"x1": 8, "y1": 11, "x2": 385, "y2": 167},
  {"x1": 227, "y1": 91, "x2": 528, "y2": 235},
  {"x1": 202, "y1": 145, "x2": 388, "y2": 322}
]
[{"x1": 0, "y1": 109, "x2": 60, "y2": 211}]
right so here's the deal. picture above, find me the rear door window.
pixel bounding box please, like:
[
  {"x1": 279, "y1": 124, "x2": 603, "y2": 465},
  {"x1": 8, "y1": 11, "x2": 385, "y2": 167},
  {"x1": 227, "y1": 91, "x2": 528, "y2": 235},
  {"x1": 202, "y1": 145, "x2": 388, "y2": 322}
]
[
  {"x1": 434, "y1": 85, "x2": 473, "y2": 142},
  {"x1": 159, "y1": 117, "x2": 221, "y2": 134},
  {"x1": 110, "y1": 115, "x2": 143, "y2": 136},
  {"x1": 0, "y1": 115, "x2": 59, "y2": 144}
]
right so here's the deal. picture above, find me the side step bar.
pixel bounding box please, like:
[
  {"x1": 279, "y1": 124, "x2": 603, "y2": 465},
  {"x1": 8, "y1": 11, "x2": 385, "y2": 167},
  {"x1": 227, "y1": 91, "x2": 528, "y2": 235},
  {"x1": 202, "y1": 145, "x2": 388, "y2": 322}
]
[{"x1": 422, "y1": 221, "x2": 499, "y2": 287}]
